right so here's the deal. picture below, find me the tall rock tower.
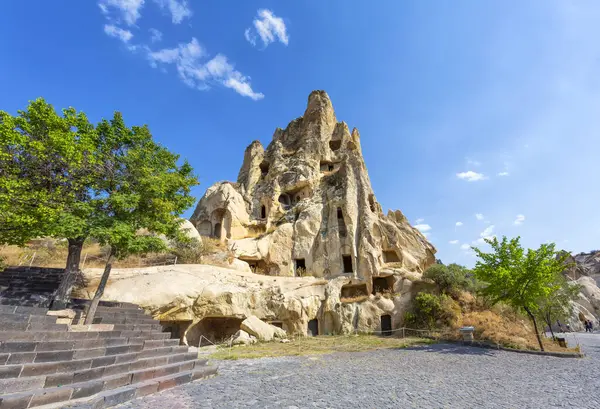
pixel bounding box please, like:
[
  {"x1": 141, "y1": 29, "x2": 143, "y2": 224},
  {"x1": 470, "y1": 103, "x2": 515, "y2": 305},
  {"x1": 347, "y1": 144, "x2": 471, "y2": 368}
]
[{"x1": 191, "y1": 90, "x2": 435, "y2": 294}]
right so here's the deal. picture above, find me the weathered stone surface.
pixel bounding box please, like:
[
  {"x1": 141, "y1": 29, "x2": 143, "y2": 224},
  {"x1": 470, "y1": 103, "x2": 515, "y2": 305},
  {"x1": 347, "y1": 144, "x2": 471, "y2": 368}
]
[
  {"x1": 230, "y1": 330, "x2": 256, "y2": 346},
  {"x1": 79, "y1": 91, "x2": 437, "y2": 339},
  {"x1": 240, "y1": 316, "x2": 286, "y2": 341}
]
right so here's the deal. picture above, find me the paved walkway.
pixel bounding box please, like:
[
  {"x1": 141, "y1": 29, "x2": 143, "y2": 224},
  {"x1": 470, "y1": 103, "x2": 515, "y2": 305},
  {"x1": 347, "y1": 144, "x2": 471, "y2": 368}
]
[{"x1": 107, "y1": 333, "x2": 600, "y2": 408}]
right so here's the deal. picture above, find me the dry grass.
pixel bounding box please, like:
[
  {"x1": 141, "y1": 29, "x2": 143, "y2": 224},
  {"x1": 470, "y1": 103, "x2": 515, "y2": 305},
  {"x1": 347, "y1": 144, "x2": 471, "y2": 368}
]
[
  {"x1": 340, "y1": 295, "x2": 369, "y2": 303},
  {"x1": 208, "y1": 334, "x2": 433, "y2": 360}
]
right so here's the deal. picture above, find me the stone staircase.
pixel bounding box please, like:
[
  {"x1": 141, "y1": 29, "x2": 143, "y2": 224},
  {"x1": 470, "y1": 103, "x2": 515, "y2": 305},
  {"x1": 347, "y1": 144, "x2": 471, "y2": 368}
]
[
  {"x1": 0, "y1": 267, "x2": 65, "y2": 308},
  {"x1": 0, "y1": 268, "x2": 218, "y2": 408}
]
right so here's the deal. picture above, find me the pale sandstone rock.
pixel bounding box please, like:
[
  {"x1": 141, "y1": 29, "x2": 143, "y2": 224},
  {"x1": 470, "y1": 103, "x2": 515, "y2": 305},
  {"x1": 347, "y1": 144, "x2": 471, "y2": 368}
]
[
  {"x1": 231, "y1": 330, "x2": 257, "y2": 345},
  {"x1": 241, "y1": 315, "x2": 277, "y2": 341}
]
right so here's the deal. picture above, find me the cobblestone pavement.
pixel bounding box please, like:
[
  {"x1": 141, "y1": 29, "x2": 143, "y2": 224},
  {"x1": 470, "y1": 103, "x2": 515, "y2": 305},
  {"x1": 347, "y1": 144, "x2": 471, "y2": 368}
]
[{"x1": 106, "y1": 333, "x2": 600, "y2": 408}]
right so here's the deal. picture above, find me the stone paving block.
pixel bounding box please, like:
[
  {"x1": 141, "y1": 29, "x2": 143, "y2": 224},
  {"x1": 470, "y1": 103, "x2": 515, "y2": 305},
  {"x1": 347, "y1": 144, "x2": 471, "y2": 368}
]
[
  {"x1": 134, "y1": 380, "x2": 159, "y2": 398},
  {"x1": 93, "y1": 386, "x2": 136, "y2": 409},
  {"x1": 0, "y1": 392, "x2": 33, "y2": 409},
  {"x1": 34, "y1": 349, "x2": 75, "y2": 362},
  {"x1": 71, "y1": 379, "x2": 104, "y2": 399},
  {"x1": 7, "y1": 352, "x2": 36, "y2": 365},
  {"x1": 0, "y1": 376, "x2": 44, "y2": 394},
  {"x1": 91, "y1": 356, "x2": 116, "y2": 369},
  {"x1": 0, "y1": 342, "x2": 36, "y2": 353},
  {"x1": 103, "y1": 362, "x2": 130, "y2": 377},
  {"x1": 0, "y1": 366, "x2": 22, "y2": 379},
  {"x1": 29, "y1": 387, "x2": 73, "y2": 407},
  {"x1": 75, "y1": 367, "x2": 105, "y2": 382},
  {"x1": 74, "y1": 347, "x2": 106, "y2": 360},
  {"x1": 102, "y1": 373, "x2": 132, "y2": 390},
  {"x1": 44, "y1": 371, "x2": 74, "y2": 387}
]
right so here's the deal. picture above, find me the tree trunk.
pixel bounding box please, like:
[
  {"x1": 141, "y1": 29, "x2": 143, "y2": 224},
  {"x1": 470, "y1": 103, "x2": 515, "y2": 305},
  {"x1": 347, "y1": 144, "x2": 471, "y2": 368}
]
[
  {"x1": 84, "y1": 249, "x2": 113, "y2": 325},
  {"x1": 525, "y1": 307, "x2": 544, "y2": 351},
  {"x1": 545, "y1": 312, "x2": 556, "y2": 341},
  {"x1": 51, "y1": 237, "x2": 85, "y2": 310}
]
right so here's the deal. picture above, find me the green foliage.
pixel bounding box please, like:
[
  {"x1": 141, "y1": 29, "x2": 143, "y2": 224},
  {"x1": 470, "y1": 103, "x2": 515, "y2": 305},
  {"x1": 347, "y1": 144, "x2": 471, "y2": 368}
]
[
  {"x1": 0, "y1": 98, "x2": 98, "y2": 245},
  {"x1": 423, "y1": 262, "x2": 476, "y2": 294},
  {"x1": 537, "y1": 275, "x2": 581, "y2": 331},
  {"x1": 0, "y1": 98, "x2": 199, "y2": 259},
  {"x1": 471, "y1": 236, "x2": 572, "y2": 350},
  {"x1": 170, "y1": 237, "x2": 207, "y2": 264},
  {"x1": 404, "y1": 292, "x2": 458, "y2": 329},
  {"x1": 472, "y1": 236, "x2": 570, "y2": 314}
]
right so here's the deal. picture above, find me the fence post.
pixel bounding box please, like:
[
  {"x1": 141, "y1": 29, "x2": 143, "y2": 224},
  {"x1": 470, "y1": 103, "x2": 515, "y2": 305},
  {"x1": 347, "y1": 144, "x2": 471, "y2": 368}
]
[
  {"x1": 402, "y1": 327, "x2": 405, "y2": 339},
  {"x1": 174, "y1": 256, "x2": 177, "y2": 265}
]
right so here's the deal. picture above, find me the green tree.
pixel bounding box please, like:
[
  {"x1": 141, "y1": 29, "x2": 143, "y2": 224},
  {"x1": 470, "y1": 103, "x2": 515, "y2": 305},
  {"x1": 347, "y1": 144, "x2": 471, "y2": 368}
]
[
  {"x1": 0, "y1": 99, "x2": 198, "y2": 309},
  {"x1": 423, "y1": 262, "x2": 474, "y2": 294},
  {"x1": 536, "y1": 276, "x2": 580, "y2": 340},
  {"x1": 472, "y1": 236, "x2": 570, "y2": 351}
]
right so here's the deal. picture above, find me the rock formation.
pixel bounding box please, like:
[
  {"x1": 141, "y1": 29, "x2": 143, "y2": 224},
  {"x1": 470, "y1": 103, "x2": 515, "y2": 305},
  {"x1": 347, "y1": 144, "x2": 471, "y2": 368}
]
[
  {"x1": 79, "y1": 91, "x2": 437, "y2": 343},
  {"x1": 190, "y1": 90, "x2": 435, "y2": 286},
  {"x1": 564, "y1": 251, "x2": 600, "y2": 330}
]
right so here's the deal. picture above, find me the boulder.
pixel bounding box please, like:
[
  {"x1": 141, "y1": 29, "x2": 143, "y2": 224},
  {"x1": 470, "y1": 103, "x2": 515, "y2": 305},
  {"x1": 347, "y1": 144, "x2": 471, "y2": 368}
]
[
  {"x1": 241, "y1": 315, "x2": 277, "y2": 341},
  {"x1": 231, "y1": 330, "x2": 257, "y2": 345}
]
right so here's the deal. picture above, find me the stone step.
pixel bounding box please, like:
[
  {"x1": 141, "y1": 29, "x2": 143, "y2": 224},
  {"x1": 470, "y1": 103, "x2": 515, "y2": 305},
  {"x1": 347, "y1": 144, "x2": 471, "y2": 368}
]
[
  {"x1": 0, "y1": 345, "x2": 190, "y2": 379},
  {"x1": 0, "y1": 360, "x2": 215, "y2": 408},
  {"x1": 0, "y1": 339, "x2": 180, "y2": 365},
  {"x1": 0, "y1": 330, "x2": 169, "y2": 342},
  {"x1": 0, "y1": 354, "x2": 203, "y2": 394},
  {"x1": 92, "y1": 316, "x2": 158, "y2": 325},
  {"x1": 0, "y1": 322, "x2": 68, "y2": 332},
  {"x1": 0, "y1": 306, "x2": 48, "y2": 316},
  {"x1": 0, "y1": 313, "x2": 57, "y2": 324},
  {"x1": 0, "y1": 337, "x2": 178, "y2": 354},
  {"x1": 111, "y1": 324, "x2": 163, "y2": 332}
]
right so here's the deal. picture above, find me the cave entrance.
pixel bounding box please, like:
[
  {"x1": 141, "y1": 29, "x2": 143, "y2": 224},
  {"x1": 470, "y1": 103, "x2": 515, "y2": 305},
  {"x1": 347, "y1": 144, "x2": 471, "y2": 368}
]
[
  {"x1": 270, "y1": 321, "x2": 283, "y2": 329},
  {"x1": 329, "y1": 140, "x2": 342, "y2": 151},
  {"x1": 259, "y1": 161, "x2": 270, "y2": 177},
  {"x1": 381, "y1": 315, "x2": 392, "y2": 336},
  {"x1": 278, "y1": 194, "x2": 291, "y2": 210},
  {"x1": 372, "y1": 276, "x2": 394, "y2": 295},
  {"x1": 382, "y1": 250, "x2": 401, "y2": 263},
  {"x1": 159, "y1": 320, "x2": 192, "y2": 345},
  {"x1": 241, "y1": 258, "x2": 268, "y2": 275},
  {"x1": 337, "y1": 208, "x2": 347, "y2": 238},
  {"x1": 308, "y1": 319, "x2": 319, "y2": 336},
  {"x1": 342, "y1": 255, "x2": 353, "y2": 273},
  {"x1": 213, "y1": 223, "x2": 222, "y2": 239},
  {"x1": 295, "y1": 258, "x2": 306, "y2": 276},
  {"x1": 260, "y1": 205, "x2": 266, "y2": 219},
  {"x1": 185, "y1": 317, "x2": 244, "y2": 346},
  {"x1": 368, "y1": 194, "x2": 376, "y2": 212},
  {"x1": 340, "y1": 283, "x2": 368, "y2": 301}
]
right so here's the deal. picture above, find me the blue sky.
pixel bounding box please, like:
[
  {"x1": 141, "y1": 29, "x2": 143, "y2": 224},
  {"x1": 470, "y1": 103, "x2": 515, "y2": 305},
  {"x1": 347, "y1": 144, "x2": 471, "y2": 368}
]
[{"x1": 1, "y1": 1, "x2": 599, "y2": 266}]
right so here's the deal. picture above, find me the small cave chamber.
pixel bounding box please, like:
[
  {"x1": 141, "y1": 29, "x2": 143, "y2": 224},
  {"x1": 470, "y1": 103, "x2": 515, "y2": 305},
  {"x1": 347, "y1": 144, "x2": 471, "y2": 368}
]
[
  {"x1": 259, "y1": 161, "x2": 270, "y2": 177},
  {"x1": 185, "y1": 317, "x2": 244, "y2": 346},
  {"x1": 240, "y1": 257, "x2": 269, "y2": 275},
  {"x1": 342, "y1": 255, "x2": 353, "y2": 273},
  {"x1": 382, "y1": 250, "x2": 401, "y2": 263},
  {"x1": 340, "y1": 283, "x2": 369, "y2": 301},
  {"x1": 329, "y1": 139, "x2": 342, "y2": 151},
  {"x1": 380, "y1": 314, "x2": 392, "y2": 336},
  {"x1": 294, "y1": 258, "x2": 306, "y2": 276},
  {"x1": 372, "y1": 275, "x2": 395, "y2": 295},
  {"x1": 307, "y1": 319, "x2": 319, "y2": 336}
]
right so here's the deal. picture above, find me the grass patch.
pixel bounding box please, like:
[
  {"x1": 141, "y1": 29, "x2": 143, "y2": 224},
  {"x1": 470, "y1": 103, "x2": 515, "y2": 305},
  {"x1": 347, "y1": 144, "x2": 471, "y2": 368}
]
[{"x1": 208, "y1": 334, "x2": 433, "y2": 360}]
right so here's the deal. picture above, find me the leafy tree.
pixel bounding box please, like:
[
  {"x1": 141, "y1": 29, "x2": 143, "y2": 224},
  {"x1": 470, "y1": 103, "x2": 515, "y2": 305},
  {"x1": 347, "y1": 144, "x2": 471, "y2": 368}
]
[
  {"x1": 423, "y1": 262, "x2": 475, "y2": 294},
  {"x1": 536, "y1": 276, "x2": 581, "y2": 340},
  {"x1": 0, "y1": 99, "x2": 198, "y2": 310},
  {"x1": 404, "y1": 292, "x2": 458, "y2": 329},
  {"x1": 472, "y1": 236, "x2": 571, "y2": 351}
]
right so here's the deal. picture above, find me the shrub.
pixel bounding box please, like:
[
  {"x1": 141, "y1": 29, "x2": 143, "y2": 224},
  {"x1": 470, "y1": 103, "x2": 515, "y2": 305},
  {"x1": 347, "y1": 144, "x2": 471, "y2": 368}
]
[
  {"x1": 170, "y1": 238, "x2": 211, "y2": 264},
  {"x1": 404, "y1": 292, "x2": 459, "y2": 329},
  {"x1": 423, "y1": 263, "x2": 477, "y2": 295}
]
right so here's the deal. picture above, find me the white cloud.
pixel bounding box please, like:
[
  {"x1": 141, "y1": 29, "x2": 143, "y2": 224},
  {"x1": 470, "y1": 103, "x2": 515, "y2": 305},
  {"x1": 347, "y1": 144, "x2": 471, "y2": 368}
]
[
  {"x1": 456, "y1": 170, "x2": 486, "y2": 182},
  {"x1": 514, "y1": 214, "x2": 525, "y2": 225},
  {"x1": 153, "y1": 0, "x2": 192, "y2": 24},
  {"x1": 414, "y1": 224, "x2": 432, "y2": 232},
  {"x1": 149, "y1": 28, "x2": 162, "y2": 43},
  {"x1": 415, "y1": 218, "x2": 425, "y2": 224},
  {"x1": 99, "y1": 0, "x2": 145, "y2": 26},
  {"x1": 475, "y1": 213, "x2": 484, "y2": 221},
  {"x1": 498, "y1": 171, "x2": 509, "y2": 176},
  {"x1": 455, "y1": 221, "x2": 463, "y2": 227},
  {"x1": 147, "y1": 38, "x2": 264, "y2": 100},
  {"x1": 104, "y1": 24, "x2": 133, "y2": 42},
  {"x1": 460, "y1": 243, "x2": 471, "y2": 250},
  {"x1": 246, "y1": 9, "x2": 288, "y2": 48},
  {"x1": 480, "y1": 225, "x2": 495, "y2": 238},
  {"x1": 449, "y1": 240, "x2": 459, "y2": 244}
]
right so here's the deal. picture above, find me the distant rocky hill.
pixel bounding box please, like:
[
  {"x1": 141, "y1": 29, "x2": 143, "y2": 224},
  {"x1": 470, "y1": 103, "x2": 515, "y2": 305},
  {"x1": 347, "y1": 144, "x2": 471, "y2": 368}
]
[{"x1": 565, "y1": 251, "x2": 600, "y2": 285}]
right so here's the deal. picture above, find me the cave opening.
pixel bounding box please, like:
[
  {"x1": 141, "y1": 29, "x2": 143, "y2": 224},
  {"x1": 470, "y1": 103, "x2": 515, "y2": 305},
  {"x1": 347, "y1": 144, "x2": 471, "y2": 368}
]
[{"x1": 185, "y1": 317, "x2": 244, "y2": 346}]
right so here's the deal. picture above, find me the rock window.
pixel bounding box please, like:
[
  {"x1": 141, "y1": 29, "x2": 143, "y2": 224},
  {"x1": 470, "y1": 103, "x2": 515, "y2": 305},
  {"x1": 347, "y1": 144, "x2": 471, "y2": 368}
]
[
  {"x1": 337, "y1": 208, "x2": 347, "y2": 238},
  {"x1": 259, "y1": 161, "x2": 270, "y2": 177},
  {"x1": 380, "y1": 314, "x2": 392, "y2": 336},
  {"x1": 329, "y1": 140, "x2": 342, "y2": 151},
  {"x1": 260, "y1": 205, "x2": 266, "y2": 219},
  {"x1": 278, "y1": 194, "x2": 291, "y2": 209},
  {"x1": 342, "y1": 255, "x2": 353, "y2": 273},
  {"x1": 295, "y1": 258, "x2": 306, "y2": 276},
  {"x1": 372, "y1": 276, "x2": 394, "y2": 295},
  {"x1": 382, "y1": 250, "x2": 401, "y2": 263},
  {"x1": 368, "y1": 194, "x2": 376, "y2": 213},
  {"x1": 308, "y1": 319, "x2": 319, "y2": 336}
]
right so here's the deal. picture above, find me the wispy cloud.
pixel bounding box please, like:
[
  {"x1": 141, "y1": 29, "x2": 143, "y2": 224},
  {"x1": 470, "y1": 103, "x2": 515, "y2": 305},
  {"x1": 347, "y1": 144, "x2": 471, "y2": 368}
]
[
  {"x1": 153, "y1": 0, "x2": 192, "y2": 24},
  {"x1": 449, "y1": 240, "x2": 459, "y2": 244},
  {"x1": 475, "y1": 213, "x2": 484, "y2": 221},
  {"x1": 99, "y1": 0, "x2": 145, "y2": 26},
  {"x1": 415, "y1": 218, "x2": 425, "y2": 224},
  {"x1": 245, "y1": 9, "x2": 288, "y2": 48},
  {"x1": 456, "y1": 170, "x2": 486, "y2": 182},
  {"x1": 455, "y1": 221, "x2": 463, "y2": 227},
  {"x1": 414, "y1": 224, "x2": 432, "y2": 233},
  {"x1": 514, "y1": 214, "x2": 525, "y2": 225},
  {"x1": 460, "y1": 243, "x2": 471, "y2": 250},
  {"x1": 147, "y1": 38, "x2": 264, "y2": 100},
  {"x1": 149, "y1": 28, "x2": 162, "y2": 43},
  {"x1": 104, "y1": 24, "x2": 134, "y2": 42},
  {"x1": 497, "y1": 171, "x2": 509, "y2": 176}
]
